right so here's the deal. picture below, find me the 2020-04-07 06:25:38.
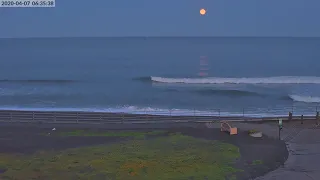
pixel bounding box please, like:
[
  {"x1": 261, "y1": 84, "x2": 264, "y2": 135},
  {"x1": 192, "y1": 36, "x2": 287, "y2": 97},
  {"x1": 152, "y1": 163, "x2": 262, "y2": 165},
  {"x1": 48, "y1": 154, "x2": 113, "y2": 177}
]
[{"x1": 0, "y1": 0, "x2": 55, "y2": 7}]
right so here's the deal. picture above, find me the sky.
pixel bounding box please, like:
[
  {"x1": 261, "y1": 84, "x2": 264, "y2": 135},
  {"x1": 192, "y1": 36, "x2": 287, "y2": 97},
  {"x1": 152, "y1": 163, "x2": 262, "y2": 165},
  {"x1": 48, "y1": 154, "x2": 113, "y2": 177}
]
[{"x1": 1, "y1": 0, "x2": 320, "y2": 37}]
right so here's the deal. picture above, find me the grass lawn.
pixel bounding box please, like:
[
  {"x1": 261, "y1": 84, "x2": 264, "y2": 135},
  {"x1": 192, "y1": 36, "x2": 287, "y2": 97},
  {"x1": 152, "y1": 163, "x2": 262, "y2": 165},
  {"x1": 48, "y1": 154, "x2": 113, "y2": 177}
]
[{"x1": 0, "y1": 132, "x2": 241, "y2": 180}]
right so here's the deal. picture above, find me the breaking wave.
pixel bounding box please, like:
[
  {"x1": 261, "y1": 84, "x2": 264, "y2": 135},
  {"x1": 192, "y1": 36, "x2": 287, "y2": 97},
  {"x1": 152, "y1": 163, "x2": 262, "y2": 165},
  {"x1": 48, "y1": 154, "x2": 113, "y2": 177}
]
[
  {"x1": 150, "y1": 76, "x2": 320, "y2": 84},
  {"x1": 289, "y1": 95, "x2": 320, "y2": 103}
]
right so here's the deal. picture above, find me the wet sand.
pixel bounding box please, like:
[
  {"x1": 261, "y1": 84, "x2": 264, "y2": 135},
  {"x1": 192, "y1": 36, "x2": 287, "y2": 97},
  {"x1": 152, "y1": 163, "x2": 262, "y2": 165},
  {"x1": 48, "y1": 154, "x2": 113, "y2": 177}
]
[{"x1": 0, "y1": 123, "x2": 288, "y2": 180}]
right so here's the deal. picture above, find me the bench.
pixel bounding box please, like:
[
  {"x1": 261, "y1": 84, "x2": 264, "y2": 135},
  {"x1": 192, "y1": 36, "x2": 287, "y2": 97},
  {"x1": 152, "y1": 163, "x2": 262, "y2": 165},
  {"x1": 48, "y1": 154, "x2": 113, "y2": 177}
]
[{"x1": 220, "y1": 121, "x2": 238, "y2": 135}]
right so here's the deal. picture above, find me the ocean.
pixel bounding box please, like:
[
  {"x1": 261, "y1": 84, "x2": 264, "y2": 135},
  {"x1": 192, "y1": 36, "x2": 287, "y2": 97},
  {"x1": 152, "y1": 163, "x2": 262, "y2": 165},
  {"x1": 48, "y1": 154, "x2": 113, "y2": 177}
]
[{"x1": 0, "y1": 37, "x2": 320, "y2": 117}]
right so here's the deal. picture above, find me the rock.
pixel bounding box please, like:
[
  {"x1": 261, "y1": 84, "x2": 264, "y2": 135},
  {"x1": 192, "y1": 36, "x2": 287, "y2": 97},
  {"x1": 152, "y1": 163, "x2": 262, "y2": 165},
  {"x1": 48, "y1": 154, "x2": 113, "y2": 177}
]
[{"x1": 249, "y1": 132, "x2": 263, "y2": 138}]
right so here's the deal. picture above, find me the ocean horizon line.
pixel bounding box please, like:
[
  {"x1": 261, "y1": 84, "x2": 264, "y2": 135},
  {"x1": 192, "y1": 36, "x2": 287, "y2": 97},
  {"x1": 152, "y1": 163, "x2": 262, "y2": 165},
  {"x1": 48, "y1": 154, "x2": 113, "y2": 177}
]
[{"x1": 1, "y1": 36, "x2": 320, "y2": 40}]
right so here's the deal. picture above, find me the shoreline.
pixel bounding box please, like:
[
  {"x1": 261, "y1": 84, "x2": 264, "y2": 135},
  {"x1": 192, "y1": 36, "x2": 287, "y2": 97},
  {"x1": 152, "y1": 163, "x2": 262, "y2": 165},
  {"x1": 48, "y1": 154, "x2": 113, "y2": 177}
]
[{"x1": 0, "y1": 109, "x2": 318, "y2": 125}]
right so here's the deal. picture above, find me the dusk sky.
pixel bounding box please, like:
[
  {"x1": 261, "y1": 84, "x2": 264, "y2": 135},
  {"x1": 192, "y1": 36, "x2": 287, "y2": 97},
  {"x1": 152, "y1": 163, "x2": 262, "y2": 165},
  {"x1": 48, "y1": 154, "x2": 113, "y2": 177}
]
[{"x1": 1, "y1": 0, "x2": 319, "y2": 37}]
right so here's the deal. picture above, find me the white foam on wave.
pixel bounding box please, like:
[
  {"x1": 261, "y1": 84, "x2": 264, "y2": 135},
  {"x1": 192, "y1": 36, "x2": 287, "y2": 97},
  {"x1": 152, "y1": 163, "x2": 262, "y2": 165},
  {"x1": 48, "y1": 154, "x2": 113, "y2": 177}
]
[
  {"x1": 151, "y1": 76, "x2": 320, "y2": 84},
  {"x1": 289, "y1": 95, "x2": 320, "y2": 103},
  {"x1": 0, "y1": 105, "x2": 309, "y2": 118}
]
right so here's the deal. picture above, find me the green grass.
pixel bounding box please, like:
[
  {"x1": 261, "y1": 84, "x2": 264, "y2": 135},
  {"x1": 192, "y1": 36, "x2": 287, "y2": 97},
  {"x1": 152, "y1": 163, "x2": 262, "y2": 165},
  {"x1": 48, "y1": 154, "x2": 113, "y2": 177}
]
[
  {"x1": 0, "y1": 133, "x2": 241, "y2": 180},
  {"x1": 55, "y1": 130, "x2": 167, "y2": 138}
]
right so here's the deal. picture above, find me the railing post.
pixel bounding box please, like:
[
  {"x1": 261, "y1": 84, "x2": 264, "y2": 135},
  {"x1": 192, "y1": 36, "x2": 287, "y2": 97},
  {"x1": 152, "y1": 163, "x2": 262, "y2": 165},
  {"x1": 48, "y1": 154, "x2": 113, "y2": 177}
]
[
  {"x1": 301, "y1": 115, "x2": 304, "y2": 124},
  {"x1": 316, "y1": 111, "x2": 319, "y2": 125},
  {"x1": 288, "y1": 112, "x2": 292, "y2": 121},
  {"x1": 99, "y1": 114, "x2": 102, "y2": 124},
  {"x1": 32, "y1": 112, "x2": 35, "y2": 121},
  {"x1": 76, "y1": 112, "x2": 78, "y2": 123},
  {"x1": 53, "y1": 112, "x2": 56, "y2": 122},
  {"x1": 278, "y1": 118, "x2": 282, "y2": 140},
  {"x1": 218, "y1": 109, "x2": 220, "y2": 120}
]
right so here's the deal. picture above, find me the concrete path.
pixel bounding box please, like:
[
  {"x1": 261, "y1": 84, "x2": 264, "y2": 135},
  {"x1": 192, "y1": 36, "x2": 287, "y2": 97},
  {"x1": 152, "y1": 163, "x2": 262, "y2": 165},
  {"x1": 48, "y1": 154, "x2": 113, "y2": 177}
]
[
  {"x1": 255, "y1": 127, "x2": 320, "y2": 180},
  {"x1": 205, "y1": 122, "x2": 320, "y2": 180}
]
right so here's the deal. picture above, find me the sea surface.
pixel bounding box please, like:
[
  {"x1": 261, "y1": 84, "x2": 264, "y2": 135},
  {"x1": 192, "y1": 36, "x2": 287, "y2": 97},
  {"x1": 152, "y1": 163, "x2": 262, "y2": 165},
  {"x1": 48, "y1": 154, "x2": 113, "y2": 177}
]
[{"x1": 0, "y1": 37, "x2": 320, "y2": 117}]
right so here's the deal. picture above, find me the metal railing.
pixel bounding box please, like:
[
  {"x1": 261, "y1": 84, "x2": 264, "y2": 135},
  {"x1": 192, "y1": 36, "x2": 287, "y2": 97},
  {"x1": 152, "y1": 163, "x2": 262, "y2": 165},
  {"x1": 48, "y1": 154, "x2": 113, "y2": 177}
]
[{"x1": 0, "y1": 105, "x2": 319, "y2": 124}]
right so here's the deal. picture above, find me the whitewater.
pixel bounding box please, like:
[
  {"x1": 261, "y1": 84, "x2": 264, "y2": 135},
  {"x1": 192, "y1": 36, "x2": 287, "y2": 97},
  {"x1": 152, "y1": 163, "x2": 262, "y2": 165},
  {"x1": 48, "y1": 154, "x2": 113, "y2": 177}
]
[
  {"x1": 151, "y1": 76, "x2": 320, "y2": 84},
  {"x1": 149, "y1": 76, "x2": 320, "y2": 104}
]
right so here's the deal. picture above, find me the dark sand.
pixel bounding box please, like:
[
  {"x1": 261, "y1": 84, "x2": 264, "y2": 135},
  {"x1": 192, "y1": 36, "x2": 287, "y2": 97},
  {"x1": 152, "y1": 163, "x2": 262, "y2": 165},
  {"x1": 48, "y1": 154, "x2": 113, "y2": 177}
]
[{"x1": 0, "y1": 123, "x2": 288, "y2": 180}]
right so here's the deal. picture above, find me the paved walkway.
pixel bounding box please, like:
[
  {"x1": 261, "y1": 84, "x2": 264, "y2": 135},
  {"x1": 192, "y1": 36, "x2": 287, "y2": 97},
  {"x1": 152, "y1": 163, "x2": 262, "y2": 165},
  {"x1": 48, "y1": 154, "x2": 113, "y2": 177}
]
[
  {"x1": 206, "y1": 122, "x2": 320, "y2": 180},
  {"x1": 256, "y1": 127, "x2": 320, "y2": 180}
]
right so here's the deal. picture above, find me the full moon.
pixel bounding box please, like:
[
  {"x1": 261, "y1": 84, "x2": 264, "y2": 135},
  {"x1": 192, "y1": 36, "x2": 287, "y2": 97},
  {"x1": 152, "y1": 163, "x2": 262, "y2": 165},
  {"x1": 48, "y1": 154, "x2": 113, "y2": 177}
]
[{"x1": 200, "y1": 8, "x2": 206, "y2": 15}]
